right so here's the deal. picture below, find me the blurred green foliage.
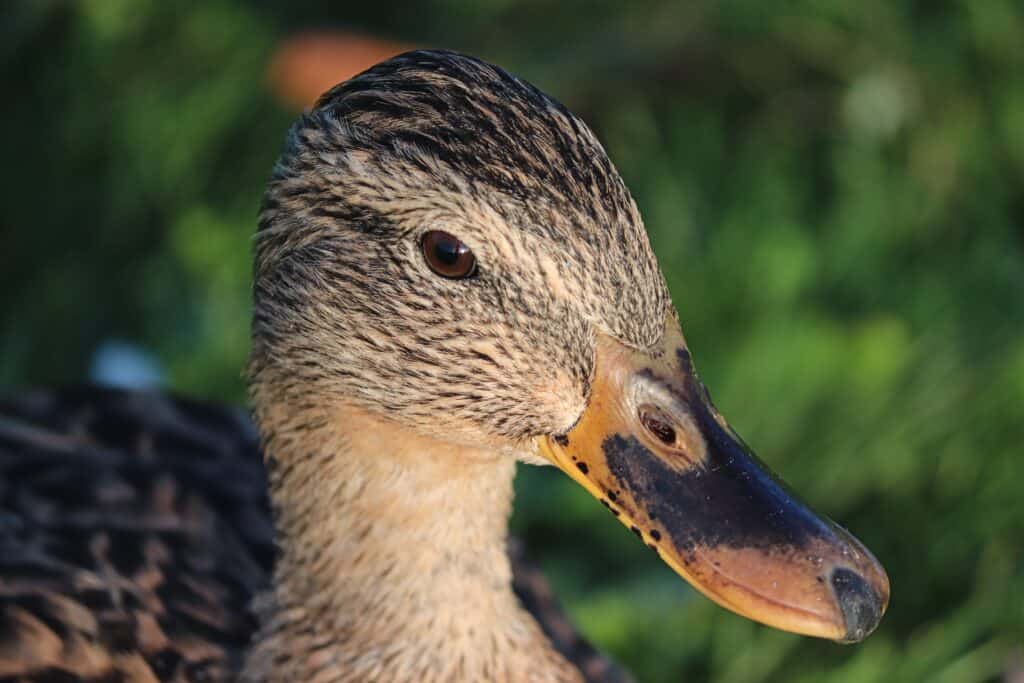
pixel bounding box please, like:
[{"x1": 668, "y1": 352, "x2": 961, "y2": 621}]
[{"x1": 2, "y1": 1, "x2": 1023, "y2": 681}]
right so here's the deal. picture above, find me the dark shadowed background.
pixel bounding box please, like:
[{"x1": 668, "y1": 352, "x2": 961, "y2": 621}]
[{"x1": 3, "y1": 2, "x2": 1023, "y2": 681}]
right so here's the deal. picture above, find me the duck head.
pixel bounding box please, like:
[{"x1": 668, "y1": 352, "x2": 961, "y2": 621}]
[{"x1": 251, "y1": 49, "x2": 888, "y2": 643}]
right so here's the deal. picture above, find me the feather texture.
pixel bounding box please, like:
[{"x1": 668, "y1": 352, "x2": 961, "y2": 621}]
[{"x1": 0, "y1": 386, "x2": 630, "y2": 682}]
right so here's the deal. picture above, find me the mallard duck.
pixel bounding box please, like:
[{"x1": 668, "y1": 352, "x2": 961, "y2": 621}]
[{"x1": 0, "y1": 50, "x2": 888, "y2": 682}]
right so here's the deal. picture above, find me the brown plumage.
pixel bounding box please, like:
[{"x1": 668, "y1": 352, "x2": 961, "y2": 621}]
[
  {"x1": 0, "y1": 386, "x2": 629, "y2": 681},
  {"x1": 0, "y1": 387, "x2": 269, "y2": 681}
]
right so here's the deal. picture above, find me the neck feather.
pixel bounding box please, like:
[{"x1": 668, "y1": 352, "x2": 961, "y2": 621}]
[{"x1": 242, "y1": 399, "x2": 581, "y2": 683}]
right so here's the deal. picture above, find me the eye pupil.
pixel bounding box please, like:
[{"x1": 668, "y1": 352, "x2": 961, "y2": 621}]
[
  {"x1": 434, "y1": 240, "x2": 461, "y2": 265},
  {"x1": 422, "y1": 230, "x2": 477, "y2": 279}
]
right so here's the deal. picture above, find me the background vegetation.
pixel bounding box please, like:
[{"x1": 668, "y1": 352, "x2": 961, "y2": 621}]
[{"x1": 3, "y1": 1, "x2": 1022, "y2": 681}]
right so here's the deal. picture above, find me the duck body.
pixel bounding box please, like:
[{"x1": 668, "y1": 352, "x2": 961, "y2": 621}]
[{"x1": 0, "y1": 386, "x2": 628, "y2": 682}]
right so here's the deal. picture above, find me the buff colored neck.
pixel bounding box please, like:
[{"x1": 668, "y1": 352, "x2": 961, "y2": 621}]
[{"x1": 242, "y1": 402, "x2": 581, "y2": 683}]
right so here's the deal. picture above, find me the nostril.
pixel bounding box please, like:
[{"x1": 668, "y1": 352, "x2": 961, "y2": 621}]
[
  {"x1": 638, "y1": 405, "x2": 676, "y2": 446},
  {"x1": 830, "y1": 567, "x2": 883, "y2": 643}
]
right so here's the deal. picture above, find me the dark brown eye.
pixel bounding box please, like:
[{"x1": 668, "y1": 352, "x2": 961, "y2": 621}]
[{"x1": 421, "y1": 230, "x2": 477, "y2": 279}]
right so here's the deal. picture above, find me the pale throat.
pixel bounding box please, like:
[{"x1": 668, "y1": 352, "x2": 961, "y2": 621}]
[{"x1": 246, "y1": 400, "x2": 579, "y2": 682}]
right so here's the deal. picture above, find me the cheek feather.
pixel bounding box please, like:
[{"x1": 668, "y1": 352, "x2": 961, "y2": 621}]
[{"x1": 530, "y1": 369, "x2": 588, "y2": 435}]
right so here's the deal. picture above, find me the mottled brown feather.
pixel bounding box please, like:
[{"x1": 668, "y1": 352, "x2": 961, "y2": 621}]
[
  {"x1": 0, "y1": 386, "x2": 630, "y2": 682},
  {"x1": 0, "y1": 386, "x2": 270, "y2": 682}
]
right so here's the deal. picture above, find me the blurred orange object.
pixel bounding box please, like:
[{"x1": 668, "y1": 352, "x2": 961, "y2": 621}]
[{"x1": 268, "y1": 31, "x2": 414, "y2": 111}]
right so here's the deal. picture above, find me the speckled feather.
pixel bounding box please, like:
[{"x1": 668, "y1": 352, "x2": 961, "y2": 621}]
[
  {"x1": 252, "y1": 50, "x2": 668, "y2": 445},
  {"x1": 0, "y1": 386, "x2": 631, "y2": 682},
  {"x1": 0, "y1": 386, "x2": 269, "y2": 682}
]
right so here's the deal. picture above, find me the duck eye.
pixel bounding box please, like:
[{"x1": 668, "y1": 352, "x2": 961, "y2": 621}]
[{"x1": 421, "y1": 230, "x2": 477, "y2": 279}]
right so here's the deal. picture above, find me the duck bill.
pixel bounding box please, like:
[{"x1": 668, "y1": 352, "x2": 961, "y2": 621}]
[{"x1": 537, "y1": 317, "x2": 889, "y2": 643}]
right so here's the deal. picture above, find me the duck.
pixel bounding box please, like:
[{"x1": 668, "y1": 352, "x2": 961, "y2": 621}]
[{"x1": 0, "y1": 50, "x2": 889, "y2": 682}]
